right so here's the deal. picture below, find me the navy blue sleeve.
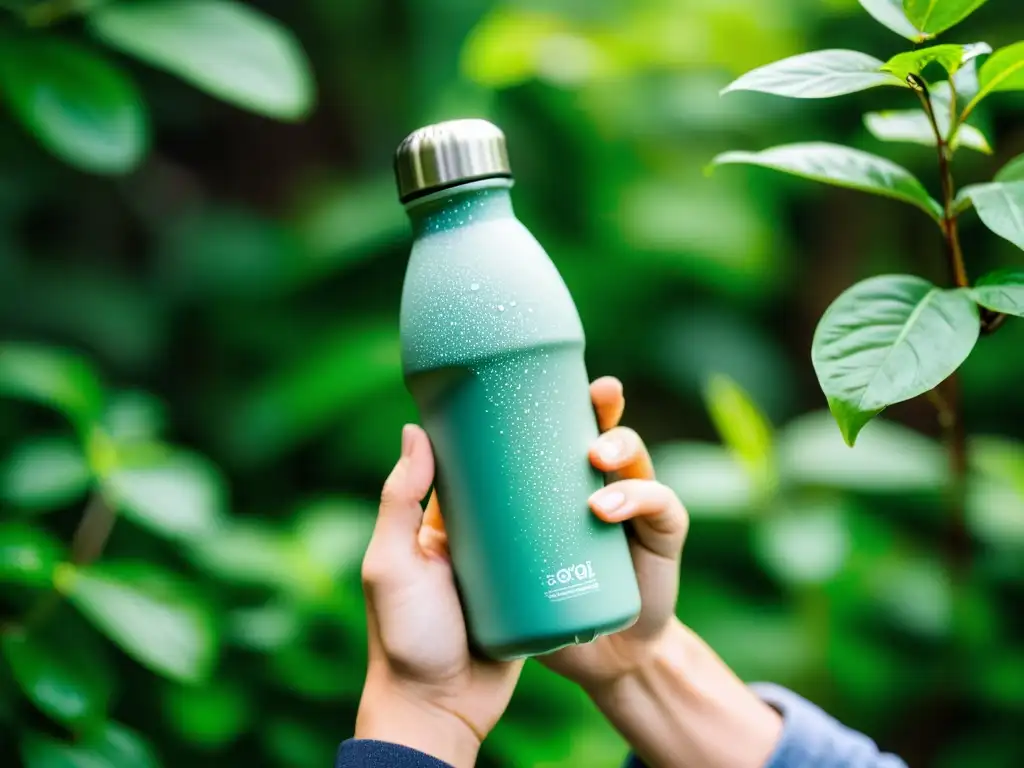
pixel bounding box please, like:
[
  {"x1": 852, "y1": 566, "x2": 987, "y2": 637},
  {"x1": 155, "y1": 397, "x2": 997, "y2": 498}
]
[{"x1": 336, "y1": 739, "x2": 454, "y2": 768}]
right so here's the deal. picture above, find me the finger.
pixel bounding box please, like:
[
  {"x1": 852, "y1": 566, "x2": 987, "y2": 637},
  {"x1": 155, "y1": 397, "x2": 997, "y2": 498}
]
[
  {"x1": 375, "y1": 424, "x2": 435, "y2": 549},
  {"x1": 588, "y1": 479, "x2": 688, "y2": 560},
  {"x1": 590, "y1": 426, "x2": 655, "y2": 480},
  {"x1": 422, "y1": 489, "x2": 444, "y2": 533},
  {"x1": 417, "y1": 489, "x2": 449, "y2": 558},
  {"x1": 591, "y1": 376, "x2": 625, "y2": 432}
]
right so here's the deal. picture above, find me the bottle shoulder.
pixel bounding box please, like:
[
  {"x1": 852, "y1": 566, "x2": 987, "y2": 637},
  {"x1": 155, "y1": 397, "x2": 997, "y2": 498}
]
[{"x1": 400, "y1": 218, "x2": 585, "y2": 372}]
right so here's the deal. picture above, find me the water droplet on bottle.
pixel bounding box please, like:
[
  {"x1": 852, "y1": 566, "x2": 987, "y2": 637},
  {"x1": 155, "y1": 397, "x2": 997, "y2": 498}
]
[
  {"x1": 498, "y1": 304, "x2": 505, "y2": 311},
  {"x1": 510, "y1": 301, "x2": 518, "y2": 307},
  {"x1": 470, "y1": 282, "x2": 480, "y2": 291}
]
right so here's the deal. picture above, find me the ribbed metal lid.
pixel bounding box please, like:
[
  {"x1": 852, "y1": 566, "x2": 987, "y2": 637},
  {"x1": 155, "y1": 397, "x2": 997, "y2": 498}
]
[{"x1": 393, "y1": 118, "x2": 512, "y2": 202}]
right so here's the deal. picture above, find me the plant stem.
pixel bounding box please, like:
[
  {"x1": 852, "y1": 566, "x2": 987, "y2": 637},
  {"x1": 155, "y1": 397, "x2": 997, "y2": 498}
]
[
  {"x1": 914, "y1": 83, "x2": 969, "y2": 289},
  {"x1": 905, "y1": 76, "x2": 974, "y2": 767},
  {"x1": 11, "y1": 493, "x2": 116, "y2": 633}
]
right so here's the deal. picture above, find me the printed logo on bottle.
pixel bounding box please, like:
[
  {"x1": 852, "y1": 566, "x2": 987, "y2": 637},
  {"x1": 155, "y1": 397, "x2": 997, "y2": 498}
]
[{"x1": 543, "y1": 561, "x2": 600, "y2": 602}]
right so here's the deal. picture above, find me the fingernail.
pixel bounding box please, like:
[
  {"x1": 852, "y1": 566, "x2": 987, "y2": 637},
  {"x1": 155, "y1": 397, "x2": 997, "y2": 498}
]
[
  {"x1": 590, "y1": 489, "x2": 626, "y2": 516},
  {"x1": 597, "y1": 437, "x2": 622, "y2": 464},
  {"x1": 401, "y1": 424, "x2": 415, "y2": 458}
]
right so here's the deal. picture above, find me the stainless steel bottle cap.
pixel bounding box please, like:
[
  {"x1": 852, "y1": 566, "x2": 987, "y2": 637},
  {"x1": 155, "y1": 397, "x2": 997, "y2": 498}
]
[{"x1": 394, "y1": 118, "x2": 512, "y2": 202}]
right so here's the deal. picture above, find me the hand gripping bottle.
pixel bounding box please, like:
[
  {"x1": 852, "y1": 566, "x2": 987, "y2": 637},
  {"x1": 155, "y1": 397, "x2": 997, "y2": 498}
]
[{"x1": 394, "y1": 118, "x2": 641, "y2": 660}]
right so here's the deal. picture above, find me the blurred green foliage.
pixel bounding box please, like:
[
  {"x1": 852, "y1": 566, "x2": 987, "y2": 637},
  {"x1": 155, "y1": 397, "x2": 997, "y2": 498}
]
[{"x1": 1, "y1": 1, "x2": 1024, "y2": 767}]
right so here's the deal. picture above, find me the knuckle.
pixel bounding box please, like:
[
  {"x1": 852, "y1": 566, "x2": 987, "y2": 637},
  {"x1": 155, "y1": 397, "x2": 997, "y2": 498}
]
[
  {"x1": 654, "y1": 481, "x2": 690, "y2": 533},
  {"x1": 379, "y1": 474, "x2": 403, "y2": 507}
]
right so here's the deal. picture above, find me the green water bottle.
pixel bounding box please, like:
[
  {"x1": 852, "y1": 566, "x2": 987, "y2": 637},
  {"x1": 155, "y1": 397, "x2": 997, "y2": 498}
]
[{"x1": 393, "y1": 118, "x2": 641, "y2": 660}]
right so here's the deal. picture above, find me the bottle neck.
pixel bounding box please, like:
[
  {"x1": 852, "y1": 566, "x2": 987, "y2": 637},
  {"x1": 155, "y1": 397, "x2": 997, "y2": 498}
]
[{"x1": 403, "y1": 178, "x2": 515, "y2": 237}]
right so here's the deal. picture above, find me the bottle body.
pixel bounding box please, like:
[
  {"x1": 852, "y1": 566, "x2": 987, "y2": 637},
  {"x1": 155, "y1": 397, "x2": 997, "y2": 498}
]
[{"x1": 400, "y1": 180, "x2": 640, "y2": 660}]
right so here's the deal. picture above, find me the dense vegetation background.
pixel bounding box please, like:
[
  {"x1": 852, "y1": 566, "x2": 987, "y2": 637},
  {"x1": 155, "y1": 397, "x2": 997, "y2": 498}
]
[{"x1": 1, "y1": 0, "x2": 1024, "y2": 766}]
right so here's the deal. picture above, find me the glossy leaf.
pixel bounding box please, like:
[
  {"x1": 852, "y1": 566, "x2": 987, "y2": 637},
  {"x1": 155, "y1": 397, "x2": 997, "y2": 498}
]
[
  {"x1": 89, "y1": 0, "x2": 315, "y2": 121},
  {"x1": 21, "y1": 722, "x2": 157, "y2": 768},
  {"x1": 971, "y1": 270, "x2": 1024, "y2": 316},
  {"x1": 863, "y1": 110, "x2": 991, "y2": 154},
  {"x1": 0, "y1": 437, "x2": 91, "y2": 512},
  {"x1": 754, "y1": 501, "x2": 851, "y2": 585},
  {"x1": 104, "y1": 448, "x2": 226, "y2": 540},
  {"x1": 63, "y1": 561, "x2": 218, "y2": 683},
  {"x1": 776, "y1": 410, "x2": 946, "y2": 492},
  {"x1": 102, "y1": 391, "x2": 166, "y2": 442},
  {"x1": 811, "y1": 275, "x2": 980, "y2": 446},
  {"x1": 162, "y1": 680, "x2": 250, "y2": 748},
  {"x1": 2, "y1": 630, "x2": 110, "y2": 728},
  {"x1": 711, "y1": 143, "x2": 943, "y2": 222},
  {"x1": 721, "y1": 50, "x2": 901, "y2": 98},
  {"x1": 996, "y1": 153, "x2": 1024, "y2": 183},
  {"x1": 953, "y1": 56, "x2": 983, "y2": 101},
  {"x1": 702, "y1": 373, "x2": 775, "y2": 493},
  {"x1": 963, "y1": 42, "x2": 1024, "y2": 119},
  {"x1": 903, "y1": 0, "x2": 990, "y2": 35},
  {"x1": 0, "y1": 38, "x2": 147, "y2": 174},
  {"x1": 0, "y1": 523, "x2": 63, "y2": 587},
  {"x1": 653, "y1": 443, "x2": 755, "y2": 519},
  {"x1": 858, "y1": 0, "x2": 930, "y2": 41},
  {"x1": 0, "y1": 343, "x2": 104, "y2": 428},
  {"x1": 957, "y1": 182, "x2": 1024, "y2": 251},
  {"x1": 883, "y1": 42, "x2": 990, "y2": 80}
]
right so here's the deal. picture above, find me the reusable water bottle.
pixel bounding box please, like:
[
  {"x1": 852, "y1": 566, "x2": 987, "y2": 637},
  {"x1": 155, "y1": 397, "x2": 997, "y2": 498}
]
[{"x1": 394, "y1": 118, "x2": 641, "y2": 660}]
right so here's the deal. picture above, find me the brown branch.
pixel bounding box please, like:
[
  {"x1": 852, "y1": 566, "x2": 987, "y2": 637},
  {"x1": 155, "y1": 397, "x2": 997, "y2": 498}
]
[
  {"x1": 902, "y1": 74, "x2": 974, "y2": 768},
  {"x1": 912, "y1": 79, "x2": 969, "y2": 289}
]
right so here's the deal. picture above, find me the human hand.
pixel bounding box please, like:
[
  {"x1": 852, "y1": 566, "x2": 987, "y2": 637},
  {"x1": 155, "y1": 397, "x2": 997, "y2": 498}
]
[
  {"x1": 356, "y1": 425, "x2": 522, "y2": 768},
  {"x1": 537, "y1": 376, "x2": 688, "y2": 691},
  {"x1": 541, "y1": 377, "x2": 781, "y2": 768}
]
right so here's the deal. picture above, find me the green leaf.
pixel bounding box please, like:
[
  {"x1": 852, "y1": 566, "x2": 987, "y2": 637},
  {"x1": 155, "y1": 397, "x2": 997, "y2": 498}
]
[
  {"x1": 863, "y1": 110, "x2": 991, "y2": 154},
  {"x1": 0, "y1": 523, "x2": 63, "y2": 587},
  {"x1": 971, "y1": 269, "x2": 1024, "y2": 316},
  {"x1": 754, "y1": 500, "x2": 851, "y2": 586},
  {"x1": 103, "y1": 448, "x2": 226, "y2": 540},
  {"x1": 652, "y1": 443, "x2": 755, "y2": 519},
  {"x1": 776, "y1": 410, "x2": 946, "y2": 493},
  {"x1": 858, "y1": 0, "x2": 931, "y2": 41},
  {"x1": 702, "y1": 373, "x2": 775, "y2": 494},
  {"x1": 21, "y1": 722, "x2": 157, "y2": 768},
  {"x1": 903, "y1": 0, "x2": 990, "y2": 35},
  {"x1": 63, "y1": 561, "x2": 218, "y2": 683},
  {"x1": 883, "y1": 43, "x2": 990, "y2": 80},
  {"x1": 2, "y1": 630, "x2": 111, "y2": 728},
  {"x1": 997, "y1": 153, "x2": 1024, "y2": 183},
  {"x1": 102, "y1": 391, "x2": 165, "y2": 442},
  {"x1": 962, "y1": 42, "x2": 1024, "y2": 120},
  {"x1": 0, "y1": 37, "x2": 147, "y2": 174},
  {"x1": 711, "y1": 143, "x2": 943, "y2": 222},
  {"x1": 721, "y1": 50, "x2": 901, "y2": 98},
  {"x1": 0, "y1": 437, "x2": 91, "y2": 512},
  {"x1": 956, "y1": 182, "x2": 1024, "y2": 251},
  {"x1": 185, "y1": 520, "x2": 296, "y2": 589},
  {"x1": 811, "y1": 275, "x2": 980, "y2": 446},
  {"x1": 0, "y1": 343, "x2": 104, "y2": 429},
  {"x1": 292, "y1": 497, "x2": 375, "y2": 583},
  {"x1": 89, "y1": 0, "x2": 315, "y2": 121},
  {"x1": 222, "y1": 322, "x2": 400, "y2": 466},
  {"x1": 162, "y1": 680, "x2": 250, "y2": 748}
]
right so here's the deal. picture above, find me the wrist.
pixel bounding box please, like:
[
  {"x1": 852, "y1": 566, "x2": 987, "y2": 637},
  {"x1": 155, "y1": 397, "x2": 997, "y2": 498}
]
[
  {"x1": 355, "y1": 676, "x2": 481, "y2": 768},
  {"x1": 587, "y1": 618, "x2": 782, "y2": 768}
]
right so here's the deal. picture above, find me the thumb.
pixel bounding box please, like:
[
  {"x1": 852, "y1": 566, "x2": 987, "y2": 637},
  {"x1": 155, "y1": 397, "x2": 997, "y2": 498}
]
[{"x1": 376, "y1": 424, "x2": 435, "y2": 548}]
